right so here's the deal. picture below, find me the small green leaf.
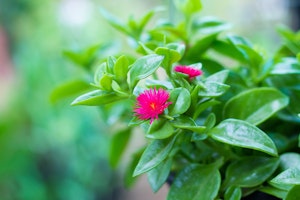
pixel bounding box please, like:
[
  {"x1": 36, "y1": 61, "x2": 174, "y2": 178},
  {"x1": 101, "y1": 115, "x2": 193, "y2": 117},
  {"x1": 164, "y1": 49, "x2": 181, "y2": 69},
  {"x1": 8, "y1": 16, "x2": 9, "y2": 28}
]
[
  {"x1": 198, "y1": 81, "x2": 230, "y2": 97},
  {"x1": 147, "y1": 158, "x2": 172, "y2": 193},
  {"x1": 174, "y1": 0, "x2": 202, "y2": 16},
  {"x1": 223, "y1": 156, "x2": 279, "y2": 188},
  {"x1": 172, "y1": 116, "x2": 206, "y2": 133},
  {"x1": 271, "y1": 58, "x2": 300, "y2": 75},
  {"x1": 280, "y1": 153, "x2": 300, "y2": 171},
  {"x1": 99, "y1": 74, "x2": 113, "y2": 90},
  {"x1": 124, "y1": 148, "x2": 144, "y2": 188},
  {"x1": 193, "y1": 16, "x2": 231, "y2": 34},
  {"x1": 270, "y1": 168, "x2": 300, "y2": 185},
  {"x1": 128, "y1": 54, "x2": 164, "y2": 88},
  {"x1": 50, "y1": 79, "x2": 92, "y2": 103},
  {"x1": 133, "y1": 135, "x2": 177, "y2": 176},
  {"x1": 205, "y1": 70, "x2": 229, "y2": 83},
  {"x1": 99, "y1": 8, "x2": 130, "y2": 35},
  {"x1": 146, "y1": 119, "x2": 175, "y2": 139},
  {"x1": 223, "y1": 87, "x2": 289, "y2": 125},
  {"x1": 224, "y1": 186, "x2": 242, "y2": 200},
  {"x1": 209, "y1": 119, "x2": 278, "y2": 156},
  {"x1": 114, "y1": 55, "x2": 129, "y2": 82},
  {"x1": 259, "y1": 186, "x2": 288, "y2": 199},
  {"x1": 109, "y1": 128, "x2": 132, "y2": 168},
  {"x1": 168, "y1": 164, "x2": 221, "y2": 200},
  {"x1": 71, "y1": 90, "x2": 126, "y2": 106},
  {"x1": 168, "y1": 88, "x2": 191, "y2": 116},
  {"x1": 285, "y1": 185, "x2": 300, "y2": 200}
]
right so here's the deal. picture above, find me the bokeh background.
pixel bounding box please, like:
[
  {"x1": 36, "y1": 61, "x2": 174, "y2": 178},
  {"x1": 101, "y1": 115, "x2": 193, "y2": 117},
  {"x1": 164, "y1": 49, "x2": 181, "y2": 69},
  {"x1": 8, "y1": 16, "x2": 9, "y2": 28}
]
[{"x1": 0, "y1": 0, "x2": 298, "y2": 199}]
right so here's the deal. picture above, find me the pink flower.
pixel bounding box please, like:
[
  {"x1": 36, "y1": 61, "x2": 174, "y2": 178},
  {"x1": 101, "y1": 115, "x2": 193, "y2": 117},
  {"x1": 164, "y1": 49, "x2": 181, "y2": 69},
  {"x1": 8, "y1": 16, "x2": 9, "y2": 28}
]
[
  {"x1": 134, "y1": 88, "x2": 172, "y2": 123},
  {"x1": 174, "y1": 65, "x2": 203, "y2": 79}
]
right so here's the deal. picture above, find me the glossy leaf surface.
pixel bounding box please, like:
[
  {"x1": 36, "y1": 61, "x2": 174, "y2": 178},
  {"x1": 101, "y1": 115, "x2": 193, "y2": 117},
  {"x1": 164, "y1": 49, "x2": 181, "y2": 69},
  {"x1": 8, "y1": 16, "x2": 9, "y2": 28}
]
[{"x1": 209, "y1": 119, "x2": 278, "y2": 156}]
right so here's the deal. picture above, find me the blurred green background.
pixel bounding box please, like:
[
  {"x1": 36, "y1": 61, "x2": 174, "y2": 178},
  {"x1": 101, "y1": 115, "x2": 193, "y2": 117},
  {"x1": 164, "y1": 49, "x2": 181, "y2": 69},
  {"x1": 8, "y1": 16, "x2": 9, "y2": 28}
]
[{"x1": 0, "y1": 0, "x2": 296, "y2": 199}]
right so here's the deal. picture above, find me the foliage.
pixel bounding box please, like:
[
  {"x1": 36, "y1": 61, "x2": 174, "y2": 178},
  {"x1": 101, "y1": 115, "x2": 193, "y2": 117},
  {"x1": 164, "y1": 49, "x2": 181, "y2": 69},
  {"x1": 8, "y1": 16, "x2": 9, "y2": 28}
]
[{"x1": 68, "y1": 0, "x2": 300, "y2": 199}]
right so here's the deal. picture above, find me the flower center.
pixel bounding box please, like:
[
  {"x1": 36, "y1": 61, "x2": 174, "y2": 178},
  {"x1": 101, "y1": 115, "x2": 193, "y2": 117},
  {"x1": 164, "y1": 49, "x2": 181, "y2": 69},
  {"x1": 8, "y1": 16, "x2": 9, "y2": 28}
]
[{"x1": 150, "y1": 102, "x2": 156, "y2": 110}]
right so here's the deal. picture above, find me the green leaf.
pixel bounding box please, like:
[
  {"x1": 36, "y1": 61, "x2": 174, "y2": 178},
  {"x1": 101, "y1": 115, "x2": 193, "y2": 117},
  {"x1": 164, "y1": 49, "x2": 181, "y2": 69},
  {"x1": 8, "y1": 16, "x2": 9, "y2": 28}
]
[
  {"x1": 109, "y1": 128, "x2": 132, "y2": 168},
  {"x1": 211, "y1": 40, "x2": 246, "y2": 63},
  {"x1": 99, "y1": 74, "x2": 113, "y2": 90},
  {"x1": 71, "y1": 90, "x2": 126, "y2": 106},
  {"x1": 168, "y1": 87, "x2": 191, "y2": 116},
  {"x1": 193, "y1": 16, "x2": 231, "y2": 34},
  {"x1": 224, "y1": 186, "x2": 242, "y2": 200},
  {"x1": 155, "y1": 43, "x2": 185, "y2": 73},
  {"x1": 146, "y1": 119, "x2": 175, "y2": 139},
  {"x1": 270, "y1": 168, "x2": 300, "y2": 185},
  {"x1": 280, "y1": 153, "x2": 300, "y2": 171},
  {"x1": 271, "y1": 58, "x2": 300, "y2": 75},
  {"x1": 209, "y1": 119, "x2": 278, "y2": 156},
  {"x1": 259, "y1": 186, "x2": 287, "y2": 199},
  {"x1": 50, "y1": 79, "x2": 92, "y2": 103},
  {"x1": 223, "y1": 87, "x2": 289, "y2": 125},
  {"x1": 168, "y1": 164, "x2": 220, "y2": 200},
  {"x1": 114, "y1": 55, "x2": 129, "y2": 82},
  {"x1": 185, "y1": 33, "x2": 218, "y2": 61},
  {"x1": 124, "y1": 148, "x2": 144, "y2": 188},
  {"x1": 133, "y1": 135, "x2": 177, "y2": 176},
  {"x1": 205, "y1": 70, "x2": 229, "y2": 83},
  {"x1": 285, "y1": 185, "x2": 300, "y2": 200},
  {"x1": 223, "y1": 156, "x2": 279, "y2": 188},
  {"x1": 147, "y1": 158, "x2": 172, "y2": 193},
  {"x1": 198, "y1": 81, "x2": 230, "y2": 97},
  {"x1": 174, "y1": 0, "x2": 202, "y2": 16},
  {"x1": 171, "y1": 116, "x2": 206, "y2": 133},
  {"x1": 128, "y1": 54, "x2": 164, "y2": 88},
  {"x1": 99, "y1": 8, "x2": 130, "y2": 35}
]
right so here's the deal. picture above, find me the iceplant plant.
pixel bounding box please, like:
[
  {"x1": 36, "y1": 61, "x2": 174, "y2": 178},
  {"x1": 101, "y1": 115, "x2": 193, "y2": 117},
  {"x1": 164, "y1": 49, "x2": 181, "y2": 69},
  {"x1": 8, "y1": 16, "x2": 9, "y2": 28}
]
[{"x1": 68, "y1": 0, "x2": 300, "y2": 199}]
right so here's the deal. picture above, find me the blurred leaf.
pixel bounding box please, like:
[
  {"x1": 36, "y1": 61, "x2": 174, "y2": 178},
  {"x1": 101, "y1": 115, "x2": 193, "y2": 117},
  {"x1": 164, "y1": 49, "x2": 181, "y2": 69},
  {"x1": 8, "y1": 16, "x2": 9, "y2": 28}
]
[
  {"x1": 168, "y1": 87, "x2": 191, "y2": 116},
  {"x1": 99, "y1": 74, "x2": 113, "y2": 90},
  {"x1": 211, "y1": 40, "x2": 246, "y2": 63},
  {"x1": 128, "y1": 54, "x2": 164, "y2": 88},
  {"x1": 285, "y1": 185, "x2": 300, "y2": 200},
  {"x1": 146, "y1": 119, "x2": 175, "y2": 139},
  {"x1": 185, "y1": 33, "x2": 218, "y2": 61},
  {"x1": 147, "y1": 158, "x2": 172, "y2": 193},
  {"x1": 50, "y1": 79, "x2": 92, "y2": 103},
  {"x1": 279, "y1": 153, "x2": 300, "y2": 171},
  {"x1": 224, "y1": 186, "x2": 242, "y2": 200},
  {"x1": 223, "y1": 156, "x2": 279, "y2": 188},
  {"x1": 259, "y1": 186, "x2": 287, "y2": 199},
  {"x1": 174, "y1": 0, "x2": 202, "y2": 16},
  {"x1": 205, "y1": 70, "x2": 229, "y2": 83},
  {"x1": 133, "y1": 135, "x2": 177, "y2": 176},
  {"x1": 124, "y1": 148, "x2": 144, "y2": 188},
  {"x1": 71, "y1": 90, "x2": 126, "y2": 106},
  {"x1": 192, "y1": 16, "x2": 231, "y2": 34},
  {"x1": 99, "y1": 8, "x2": 130, "y2": 35},
  {"x1": 270, "y1": 58, "x2": 300, "y2": 75},
  {"x1": 198, "y1": 81, "x2": 230, "y2": 97},
  {"x1": 224, "y1": 87, "x2": 289, "y2": 125},
  {"x1": 168, "y1": 164, "x2": 220, "y2": 200},
  {"x1": 63, "y1": 44, "x2": 104, "y2": 69},
  {"x1": 209, "y1": 119, "x2": 278, "y2": 156},
  {"x1": 109, "y1": 128, "x2": 132, "y2": 168}
]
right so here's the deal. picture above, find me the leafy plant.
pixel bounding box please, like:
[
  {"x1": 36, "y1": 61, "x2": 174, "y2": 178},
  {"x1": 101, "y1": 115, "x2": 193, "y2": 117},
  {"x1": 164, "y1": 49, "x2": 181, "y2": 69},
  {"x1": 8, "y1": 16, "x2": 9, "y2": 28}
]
[{"x1": 67, "y1": 0, "x2": 300, "y2": 199}]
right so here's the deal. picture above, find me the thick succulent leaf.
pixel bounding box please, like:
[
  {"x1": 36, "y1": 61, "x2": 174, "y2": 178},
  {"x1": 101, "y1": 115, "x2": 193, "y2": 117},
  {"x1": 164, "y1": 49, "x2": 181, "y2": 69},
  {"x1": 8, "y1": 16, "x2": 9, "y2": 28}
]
[
  {"x1": 168, "y1": 164, "x2": 220, "y2": 200},
  {"x1": 224, "y1": 87, "x2": 289, "y2": 125},
  {"x1": 209, "y1": 119, "x2": 278, "y2": 156}
]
